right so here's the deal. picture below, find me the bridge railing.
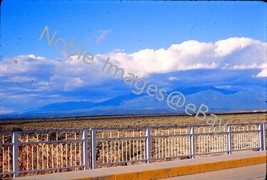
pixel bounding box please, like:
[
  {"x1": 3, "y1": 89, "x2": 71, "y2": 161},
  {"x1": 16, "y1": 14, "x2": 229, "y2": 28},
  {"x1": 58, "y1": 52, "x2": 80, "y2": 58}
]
[
  {"x1": 90, "y1": 123, "x2": 266, "y2": 169},
  {"x1": 0, "y1": 123, "x2": 265, "y2": 178},
  {"x1": 0, "y1": 129, "x2": 88, "y2": 178}
]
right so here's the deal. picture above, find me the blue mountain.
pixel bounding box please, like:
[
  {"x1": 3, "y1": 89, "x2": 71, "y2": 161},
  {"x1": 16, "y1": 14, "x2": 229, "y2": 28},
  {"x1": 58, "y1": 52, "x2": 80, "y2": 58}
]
[
  {"x1": 1, "y1": 85, "x2": 265, "y2": 119},
  {"x1": 177, "y1": 86, "x2": 237, "y2": 95},
  {"x1": 39, "y1": 101, "x2": 96, "y2": 111}
]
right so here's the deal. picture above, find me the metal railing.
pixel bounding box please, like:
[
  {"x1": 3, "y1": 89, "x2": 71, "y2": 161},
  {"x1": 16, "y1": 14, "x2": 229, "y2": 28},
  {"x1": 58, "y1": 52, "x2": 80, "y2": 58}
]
[
  {"x1": 0, "y1": 129, "x2": 88, "y2": 178},
  {"x1": 0, "y1": 123, "x2": 266, "y2": 178},
  {"x1": 90, "y1": 123, "x2": 266, "y2": 169}
]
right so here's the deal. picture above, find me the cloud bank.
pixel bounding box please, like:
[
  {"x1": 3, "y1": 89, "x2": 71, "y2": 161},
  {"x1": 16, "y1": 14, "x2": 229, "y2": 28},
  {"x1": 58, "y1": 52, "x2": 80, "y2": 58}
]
[
  {"x1": 101, "y1": 37, "x2": 266, "y2": 77},
  {"x1": 0, "y1": 37, "x2": 266, "y2": 113},
  {"x1": 1, "y1": 37, "x2": 266, "y2": 91}
]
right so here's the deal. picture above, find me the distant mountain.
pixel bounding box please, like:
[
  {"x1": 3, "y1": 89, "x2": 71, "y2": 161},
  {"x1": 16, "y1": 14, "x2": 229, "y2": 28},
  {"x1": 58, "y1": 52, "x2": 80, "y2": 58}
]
[
  {"x1": 28, "y1": 86, "x2": 228, "y2": 114},
  {"x1": 1, "y1": 85, "x2": 265, "y2": 119},
  {"x1": 98, "y1": 92, "x2": 147, "y2": 106},
  {"x1": 26, "y1": 93, "x2": 143, "y2": 113},
  {"x1": 177, "y1": 86, "x2": 237, "y2": 95},
  {"x1": 39, "y1": 101, "x2": 96, "y2": 111}
]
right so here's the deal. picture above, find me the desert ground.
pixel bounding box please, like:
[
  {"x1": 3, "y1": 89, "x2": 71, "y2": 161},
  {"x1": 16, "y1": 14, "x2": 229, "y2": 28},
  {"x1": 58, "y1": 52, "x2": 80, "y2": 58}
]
[{"x1": 0, "y1": 112, "x2": 266, "y2": 132}]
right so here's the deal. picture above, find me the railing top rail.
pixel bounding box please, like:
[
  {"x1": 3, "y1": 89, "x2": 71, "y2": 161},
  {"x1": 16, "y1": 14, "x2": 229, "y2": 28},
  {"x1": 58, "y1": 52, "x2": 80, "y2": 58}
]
[
  {"x1": 0, "y1": 128, "x2": 87, "y2": 134},
  {"x1": 0, "y1": 131, "x2": 13, "y2": 135},
  {"x1": 91, "y1": 122, "x2": 263, "y2": 131},
  {"x1": 0, "y1": 122, "x2": 263, "y2": 134}
]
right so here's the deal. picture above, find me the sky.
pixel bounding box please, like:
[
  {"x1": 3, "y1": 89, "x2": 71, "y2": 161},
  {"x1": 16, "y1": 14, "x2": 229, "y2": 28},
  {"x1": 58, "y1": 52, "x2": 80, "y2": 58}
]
[{"x1": 0, "y1": 1, "x2": 266, "y2": 117}]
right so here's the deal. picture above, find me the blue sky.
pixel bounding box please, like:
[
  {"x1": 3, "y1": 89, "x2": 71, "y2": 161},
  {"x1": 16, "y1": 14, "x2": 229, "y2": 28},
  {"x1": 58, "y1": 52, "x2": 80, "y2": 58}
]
[
  {"x1": 2, "y1": 1, "x2": 265, "y2": 57},
  {"x1": 0, "y1": 1, "x2": 266, "y2": 117}
]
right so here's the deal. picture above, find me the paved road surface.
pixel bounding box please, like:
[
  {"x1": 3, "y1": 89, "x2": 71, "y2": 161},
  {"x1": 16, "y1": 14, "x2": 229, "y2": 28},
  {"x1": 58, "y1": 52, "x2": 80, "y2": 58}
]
[{"x1": 162, "y1": 164, "x2": 267, "y2": 180}]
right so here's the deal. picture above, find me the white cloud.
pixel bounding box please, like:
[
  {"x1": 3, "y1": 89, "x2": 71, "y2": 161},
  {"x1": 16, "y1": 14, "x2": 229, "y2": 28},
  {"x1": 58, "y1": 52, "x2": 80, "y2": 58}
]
[
  {"x1": 95, "y1": 29, "x2": 112, "y2": 44},
  {"x1": 0, "y1": 37, "x2": 266, "y2": 97},
  {"x1": 1, "y1": 37, "x2": 266, "y2": 113},
  {"x1": 257, "y1": 69, "x2": 267, "y2": 77},
  {"x1": 214, "y1": 37, "x2": 256, "y2": 57},
  {"x1": 168, "y1": 76, "x2": 178, "y2": 81},
  {"x1": 99, "y1": 37, "x2": 266, "y2": 77},
  {"x1": 0, "y1": 107, "x2": 13, "y2": 114},
  {"x1": 26, "y1": 54, "x2": 45, "y2": 60},
  {"x1": 6, "y1": 76, "x2": 35, "y2": 83},
  {"x1": 0, "y1": 54, "x2": 108, "y2": 93},
  {"x1": 257, "y1": 63, "x2": 267, "y2": 77}
]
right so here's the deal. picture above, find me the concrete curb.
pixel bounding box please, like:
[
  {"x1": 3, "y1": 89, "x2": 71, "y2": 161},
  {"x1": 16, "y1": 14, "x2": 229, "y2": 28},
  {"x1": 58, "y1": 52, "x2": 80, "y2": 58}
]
[{"x1": 71, "y1": 155, "x2": 266, "y2": 180}]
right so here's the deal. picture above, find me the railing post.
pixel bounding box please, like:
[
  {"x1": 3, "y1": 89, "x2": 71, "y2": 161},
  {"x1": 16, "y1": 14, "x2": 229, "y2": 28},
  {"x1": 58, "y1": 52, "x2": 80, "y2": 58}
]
[
  {"x1": 90, "y1": 129, "x2": 96, "y2": 169},
  {"x1": 258, "y1": 123, "x2": 265, "y2": 151},
  {"x1": 145, "y1": 127, "x2": 151, "y2": 164},
  {"x1": 82, "y1": 129, "x2": 89, "y2": 170},
  {"x1": 262, "y1": 123, "x2": 266, "y2": 150},
  {"x1": 12, "y1": 132, "x2": 19, "y2": 178},
  {"x1": 227, "y1": 124, "x2": 232, "y2": 154},
  {"x1": 190, "y1": 126, "x2": 195, "y2": 159}
]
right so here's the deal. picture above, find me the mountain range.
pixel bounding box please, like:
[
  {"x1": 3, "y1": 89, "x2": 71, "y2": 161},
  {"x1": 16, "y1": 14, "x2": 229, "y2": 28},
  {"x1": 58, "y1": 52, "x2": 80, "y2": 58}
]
[{"x1": 1, "y1": 85, "x2": 265, "y2": 119}]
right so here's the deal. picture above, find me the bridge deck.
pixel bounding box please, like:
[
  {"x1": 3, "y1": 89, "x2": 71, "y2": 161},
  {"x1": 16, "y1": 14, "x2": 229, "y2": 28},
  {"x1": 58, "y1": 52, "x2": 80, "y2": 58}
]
[{"x1": 15, "y1": 150, "x2": 266, "y2": 180}]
